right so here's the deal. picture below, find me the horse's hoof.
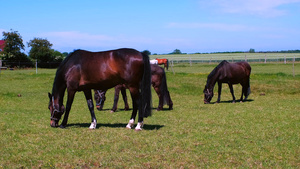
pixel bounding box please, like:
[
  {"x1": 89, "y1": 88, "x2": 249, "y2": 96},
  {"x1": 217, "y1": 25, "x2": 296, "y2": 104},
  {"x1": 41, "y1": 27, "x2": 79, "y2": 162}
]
[
  {"x1": 110, "y1": 110, "x2": 115, "y2": 113},
  {"x1": 59, "y1": 125, "x2": 66, "y2": 129},
  {"x1": 135, "y1": 128, "x2": 142, "y2": 132}
]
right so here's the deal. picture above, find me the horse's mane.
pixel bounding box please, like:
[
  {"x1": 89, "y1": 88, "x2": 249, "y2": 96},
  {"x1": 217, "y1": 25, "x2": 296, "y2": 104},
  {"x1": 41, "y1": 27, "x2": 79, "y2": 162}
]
[
  {"x1": 52, "y1": 50, "x2": 81, "y2": 95},
  {"x1": 57, "y1": 49, "x2": 81, "y2": 70},
  {"x1": 208, "y1": 60, "x2": 228, "y2": 79}
]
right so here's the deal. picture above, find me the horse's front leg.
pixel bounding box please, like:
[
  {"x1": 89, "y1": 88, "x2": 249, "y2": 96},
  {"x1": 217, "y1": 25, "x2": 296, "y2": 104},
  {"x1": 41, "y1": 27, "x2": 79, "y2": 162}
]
[
  {"x1": 84, "y1": 90, "x2": 97, "y2": 129},
  {"x1": 60, "y1": 91, "x2": 76, "y2": 128},
  {"x1": 217, "y1": 82, "x2": 222, "y2": 103},
  {"x1": 228, "y1": 84, "x2": 236, "y2": 103},
  {"x1": 126, "y1": 87, "x2": 139, "y2": 130}
]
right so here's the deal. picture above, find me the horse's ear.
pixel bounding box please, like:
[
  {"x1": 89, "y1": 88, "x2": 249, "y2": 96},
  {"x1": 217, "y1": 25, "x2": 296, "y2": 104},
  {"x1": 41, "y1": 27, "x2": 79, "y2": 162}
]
[{"x1": 48, "y1": 93, "x2": 52, "y2": 100}]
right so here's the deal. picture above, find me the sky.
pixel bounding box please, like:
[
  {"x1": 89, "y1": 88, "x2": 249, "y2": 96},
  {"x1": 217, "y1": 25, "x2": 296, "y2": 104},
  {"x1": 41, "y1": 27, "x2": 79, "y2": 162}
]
[{"x1": 1, "y1": 0, "x2": 300, "y2": 54}]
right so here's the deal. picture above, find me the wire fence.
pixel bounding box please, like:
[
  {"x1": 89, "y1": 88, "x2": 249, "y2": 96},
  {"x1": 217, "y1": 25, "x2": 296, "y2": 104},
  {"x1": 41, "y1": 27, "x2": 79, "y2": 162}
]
[
  {"x1": 1, "y1": 54, "x2": 299, "y2": 69},
  {"x1": 151, "y1": 53, "x2": 300, "y2": 66}
]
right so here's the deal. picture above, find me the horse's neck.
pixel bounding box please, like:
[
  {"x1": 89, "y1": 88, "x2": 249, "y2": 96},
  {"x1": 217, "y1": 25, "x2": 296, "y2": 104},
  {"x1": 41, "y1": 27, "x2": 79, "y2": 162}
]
[
  {"x1": 207, "y1": 71, "x2": 219, "y2": 89},
  {"x1": 52, "y1": 77, "x2": 66, "y2": 105}
]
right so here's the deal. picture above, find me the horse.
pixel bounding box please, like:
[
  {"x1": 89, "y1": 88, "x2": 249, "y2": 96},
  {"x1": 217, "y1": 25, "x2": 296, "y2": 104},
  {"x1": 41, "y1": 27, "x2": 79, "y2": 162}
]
[
  {"x1": 203, "y1": 60, "x2": 251, "y2": 104},
  {"x1": 155, "y1": 58, "x2": 169, "y2": 70},
  {"x1": 95, "y1": 64, "x2": 173, "y2": 112},
  {"x1": 48, "y1": 48, "x2": 152, "y2": 131}
]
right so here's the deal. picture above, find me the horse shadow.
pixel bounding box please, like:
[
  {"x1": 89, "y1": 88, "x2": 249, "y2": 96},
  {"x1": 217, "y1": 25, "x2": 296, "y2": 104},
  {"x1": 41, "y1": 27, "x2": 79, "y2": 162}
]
[
  {"x1": 66, "y1": 122, "x2": 164, "y2": 130},
  {"x1": 211, "y1": 99, "x2": 254, "y2": 104}
]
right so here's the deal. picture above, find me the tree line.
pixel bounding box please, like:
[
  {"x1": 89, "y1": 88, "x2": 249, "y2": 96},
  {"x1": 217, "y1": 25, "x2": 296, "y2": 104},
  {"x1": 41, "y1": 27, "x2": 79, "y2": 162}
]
[
  {"x1": 1, "y1": 29, "x2": 299, "y2": 68},
  {"x1": 0, "y1": 29, "x2": 68, "y2": 68}
]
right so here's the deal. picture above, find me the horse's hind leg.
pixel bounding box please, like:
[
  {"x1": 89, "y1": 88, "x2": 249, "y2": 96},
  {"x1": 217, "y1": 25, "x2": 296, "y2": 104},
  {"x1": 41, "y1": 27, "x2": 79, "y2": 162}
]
[
  {"x1": 120, "y1": 88, "x2": 129, "y2": 111},
  {"x1": 111, "y1": 86, "x2": 121, "y2": 112},
  {"x1": 228, "y1": 83, "x2": 236, "y2": 103},
  {"x1": 126, "y1": 87, "x2": 139, "y2": 129},
  {"x1": 167, "y1": 90, "x2": 173, "y2": 110},
  {"x1": 154, "y1": 86, "x2": 163, "y2": 111},
  {"x1": 84, "y1": 90, "x2": 97, "y2": 129}
]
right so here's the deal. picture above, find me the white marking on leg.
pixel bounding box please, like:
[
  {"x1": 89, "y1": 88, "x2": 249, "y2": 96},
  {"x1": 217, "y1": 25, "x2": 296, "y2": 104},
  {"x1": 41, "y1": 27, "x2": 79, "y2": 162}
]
[
  {"x1": 135, "y1": 121, "x2": 144, "y2": 131},
  {"x1": 89, "y1": 119, "x2": 97, "y2": 129},
  {"x1": 126, "y1": 119, "x2": 134, "y2": 129}
]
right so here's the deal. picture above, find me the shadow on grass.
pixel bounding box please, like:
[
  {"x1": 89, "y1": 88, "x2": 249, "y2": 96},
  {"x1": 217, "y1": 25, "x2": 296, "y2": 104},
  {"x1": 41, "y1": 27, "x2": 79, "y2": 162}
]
[
  {"x1": 66, "y1": 122, "x2": 164, "y2": 130},
  {"x1": 210, "y1": 99, "x2": 254, "y2": 104}
]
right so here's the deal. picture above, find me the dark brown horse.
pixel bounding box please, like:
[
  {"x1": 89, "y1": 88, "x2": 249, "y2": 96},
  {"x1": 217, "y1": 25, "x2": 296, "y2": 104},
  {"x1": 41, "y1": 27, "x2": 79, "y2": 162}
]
[
  {"x1": 95, "y1": 64, "x2": 173, "y2": 112},
  {"x1": 203, "y1": 60, "x2": 251, "y2": 104},
  {"x1": 48, "y1": 48, "x2": 152, "y2": 131}
]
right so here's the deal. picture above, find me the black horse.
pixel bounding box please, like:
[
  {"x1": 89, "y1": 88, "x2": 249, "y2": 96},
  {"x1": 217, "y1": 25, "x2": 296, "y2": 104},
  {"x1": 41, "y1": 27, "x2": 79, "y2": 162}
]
[
  {"x1": 203, "y1": 60, "x2": 251, "y2": 104},
  {"x1": 48, "y1": 48, "x2": 152, "y2": 131},
  {"x1": 94, "y1": 64, "x2": 173, "y2": 112}
]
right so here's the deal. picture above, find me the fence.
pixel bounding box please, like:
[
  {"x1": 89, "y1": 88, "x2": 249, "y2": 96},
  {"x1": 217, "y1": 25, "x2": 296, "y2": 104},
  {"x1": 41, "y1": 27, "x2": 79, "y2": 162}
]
[
  {"x1": 1, "y1": 54, "x2": 300, "y2": 69},
  {"x1": 0, "y1": 60, "x2": 61, "y2": 69},
  {"x1": 151, "y1": 53, "x2": 300, "y2": 66}
]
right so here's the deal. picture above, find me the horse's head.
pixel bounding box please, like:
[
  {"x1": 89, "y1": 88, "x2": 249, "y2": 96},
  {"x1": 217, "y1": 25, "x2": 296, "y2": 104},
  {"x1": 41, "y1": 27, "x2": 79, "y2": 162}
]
[
  {"x1": 48, "y1": 93, "x2": 65, "y2": 127},
  {"x1": 94, "y1": 90, "x2": 106, "y2": 111},
  {"x1": 203, "y1": 86, "x2": 213, "y2": 104}
]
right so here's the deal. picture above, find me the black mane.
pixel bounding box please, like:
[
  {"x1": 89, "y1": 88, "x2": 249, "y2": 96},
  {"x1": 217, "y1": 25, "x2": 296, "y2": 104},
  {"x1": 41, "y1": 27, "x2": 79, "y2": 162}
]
[{"x1": 207, "y1": 60, "x2": 228, "y2": 79}]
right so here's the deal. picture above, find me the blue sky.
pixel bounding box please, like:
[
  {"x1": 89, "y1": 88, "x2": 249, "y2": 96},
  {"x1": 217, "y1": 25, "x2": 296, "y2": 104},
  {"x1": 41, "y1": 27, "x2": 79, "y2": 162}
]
[{"x1": 1, "y1": 0, "x2": 299, "y2": 54}]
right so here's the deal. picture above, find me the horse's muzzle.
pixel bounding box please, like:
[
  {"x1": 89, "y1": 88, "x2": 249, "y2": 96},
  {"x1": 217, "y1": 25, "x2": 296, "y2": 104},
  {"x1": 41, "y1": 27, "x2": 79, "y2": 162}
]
[
  {"x1": 204, "y1": 100, "x2": 210, "y2": 104},
  {"x1": 50, "y1": 120, "x2": 59, "y2": 127}
]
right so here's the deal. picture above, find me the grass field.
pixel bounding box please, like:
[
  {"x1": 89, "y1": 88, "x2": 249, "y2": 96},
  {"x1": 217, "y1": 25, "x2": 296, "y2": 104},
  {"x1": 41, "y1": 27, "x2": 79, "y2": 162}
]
[{"x1": 0, "y1": 62, "x2": 299, "y2": 168}]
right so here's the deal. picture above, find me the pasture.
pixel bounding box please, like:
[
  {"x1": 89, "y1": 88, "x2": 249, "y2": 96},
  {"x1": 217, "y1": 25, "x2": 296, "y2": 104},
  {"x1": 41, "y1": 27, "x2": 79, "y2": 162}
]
[{"x1": 0, "y1": 62, "x2": 299, "y2": 168}]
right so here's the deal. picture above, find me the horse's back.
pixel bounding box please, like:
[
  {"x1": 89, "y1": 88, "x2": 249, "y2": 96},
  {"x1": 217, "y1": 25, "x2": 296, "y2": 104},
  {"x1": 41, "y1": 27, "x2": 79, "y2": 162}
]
[{"x1": 62, "y1": 48, "x2": 145, "y2": 90}]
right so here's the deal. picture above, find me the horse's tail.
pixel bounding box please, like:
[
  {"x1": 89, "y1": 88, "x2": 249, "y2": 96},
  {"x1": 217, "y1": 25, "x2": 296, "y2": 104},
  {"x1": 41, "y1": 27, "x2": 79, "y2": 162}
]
[
  {"x1": 160, "y1": 68, "x2": 170, "y2": 105},
  {"x1": 140, "y1": 52, "x2": 152, "y2": 117},
  {"x1": 166, "y1": 59, "x2": 169, "y2": 70},
  {"x1": 247, "y1": 86, "x2": 251, "y2": 96}
]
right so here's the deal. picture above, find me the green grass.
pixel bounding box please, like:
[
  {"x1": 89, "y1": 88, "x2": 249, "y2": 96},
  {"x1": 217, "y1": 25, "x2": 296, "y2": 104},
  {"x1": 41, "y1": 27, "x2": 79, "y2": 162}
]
[{"x1": 0, "y1": 63, "x2": 299, "y2": 168}]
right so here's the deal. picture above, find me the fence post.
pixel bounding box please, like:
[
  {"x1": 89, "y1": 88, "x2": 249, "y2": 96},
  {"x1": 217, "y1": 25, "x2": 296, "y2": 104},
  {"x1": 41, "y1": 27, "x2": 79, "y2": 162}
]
[
  {"x1": 245, "y1": 55, "x2": 247, "y2": 62},
  {"x1": 264, "y1": 55, "x2": 267, "y2": 63},
  {"x1": 293, "y1": 56, "x2": 295, "y2": 77},
  {"x1": 189, "y1": 56, "x2": 192, "y2": 66},
  {"x1": 284, "y1": 56, "x2": 286, "y2": 64},
  {"x1": 36, "y1": 60, "x2": 38, "y2": 74},
  {"x1": 0, "y1": 59, "x2": 2, "y2": 74}
]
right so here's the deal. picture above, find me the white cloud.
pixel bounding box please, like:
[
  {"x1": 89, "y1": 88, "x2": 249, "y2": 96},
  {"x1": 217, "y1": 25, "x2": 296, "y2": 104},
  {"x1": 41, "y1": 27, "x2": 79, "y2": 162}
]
[
  {"x1": 166, "y1": 22, "x2": 258, "y2": 31},
  {"x1": 201, "y1": 0, "x2": 300, "y2": 17},
  {"x1": 39, "y1": 31, "x2": 162, "y2": 52}
]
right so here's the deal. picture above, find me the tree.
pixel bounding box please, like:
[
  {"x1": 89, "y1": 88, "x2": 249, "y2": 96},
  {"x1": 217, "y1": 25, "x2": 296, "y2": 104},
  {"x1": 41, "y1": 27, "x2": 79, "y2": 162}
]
[
  {"x1": 249, "y1": 48, "x2": 255, "y2": 53},
  {"x1": 27, "y1": 38, "x2": 54, "y2": 62},
  {"x1": 52, "y1": 49, "x2": 65, "y2": 62},
  {"x1": 141, "y1": 50, "x2": 151, "y2": 55},
  {"x1": 170, "y1": 49, "x2": 182, "y2": 54},
  {"x1": 1, "y1": 29, "x2": 27, "y2": 61}
]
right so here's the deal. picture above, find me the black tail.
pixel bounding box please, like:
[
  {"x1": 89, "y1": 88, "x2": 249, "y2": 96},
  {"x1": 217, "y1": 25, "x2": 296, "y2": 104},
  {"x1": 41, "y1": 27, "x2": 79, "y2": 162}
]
[
  {"x1": 160, "y1": 69, "x2": 170, "y2": 105},
  {"x1": 140, "y1": 52, "x2": 152, "y2": 117},
  {"x1": 165, "y1": 59, "x2": 169, "y2": 70}
]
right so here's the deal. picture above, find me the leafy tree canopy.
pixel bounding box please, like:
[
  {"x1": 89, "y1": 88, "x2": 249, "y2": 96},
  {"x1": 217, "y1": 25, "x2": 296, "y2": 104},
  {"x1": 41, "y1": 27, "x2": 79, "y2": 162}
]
[
  {"x1": 1, "y1": 29, "x2": 27, "y2": 61},
  {"x1": 170, "y1": 49, "x2": 182, "y2": 54},
  {"x1": 141, "y1": 50, "x2": 151, "y2": 56},
  {"x1": 27, "y1": 38, "x2": 54, "y2": 62}
]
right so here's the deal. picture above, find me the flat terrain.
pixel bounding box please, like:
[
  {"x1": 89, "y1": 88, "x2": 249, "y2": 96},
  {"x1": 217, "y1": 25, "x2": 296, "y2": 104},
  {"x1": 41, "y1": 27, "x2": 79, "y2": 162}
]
[{"x1": 0, "y1": 62, "x2": 299, "y2": 168}]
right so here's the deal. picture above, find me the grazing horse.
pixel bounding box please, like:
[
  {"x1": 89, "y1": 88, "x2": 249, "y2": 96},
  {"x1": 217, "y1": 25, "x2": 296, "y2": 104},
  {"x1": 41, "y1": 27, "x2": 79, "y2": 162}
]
[
  {"x1": 203, "y1": 60, "x2": 251, "y2": 104},
  {"x1": 155, "y1": 58, "x2": 169, "y2": 70},
  {"x1": 48, "y1": 48, "x2": 152, "y2": 131},
  {"x1": 95, "y1": 64, "x2": 173, "y2": 112}
]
